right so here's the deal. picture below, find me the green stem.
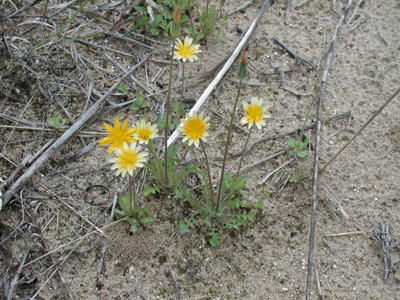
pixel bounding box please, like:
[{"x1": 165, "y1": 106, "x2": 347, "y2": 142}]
[
  {"x1": 128, "y1": 174, "x2": 133, "y2": 215},
  {"x1": 170, "y1": 145, "x2": 192, "y2": 179},
  {"x1": 301, "y1": 87, "x2": 320, "y2": 138},
  {"x1": 200, "y1": 139, "x2": 215, "y2": 210},
  {"x1": 216, "y1": 78, "x2": 243, "y2": 212},
  {"x1": 187, "y1": 0, "x2": 196, "y2": 41},
  {"x1": 165, "y1": 39, "x2": 176, "y2": 183},
  {"x1": 32, "y1": 0, "x2": 91, "y2": 51},
  {"x1": 132, "y1": 174, "x2": 137, "y2": 218},
  {"x1": 148, "y1": 140, "x2": 165, "y2": 183},
  {"x1": 179, "y1": 62, "x2": 185, "y2": 121},
  {"x1": 235, "y1": 124, "x2": 253, "y2": 182}
]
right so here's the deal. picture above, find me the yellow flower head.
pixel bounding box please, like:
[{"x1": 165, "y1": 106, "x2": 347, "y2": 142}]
[
  {"x1": 240, "y1": 97, "x2": 271, "y2": 129},
  {"x1": 178, "y1": 111, "x2": 210, "y2": 148},
  {"x1": 174, "y1": 36, "x2": 201, "y2": 62},
  {"x1": 99, "y1": 117, "x2": 137, "y2": 153},
  {"x1": 109, "y1": 142, "x2": 148, "y2": 177},
  {"x1": 134, "y1": 119, "x2": 159, "y2": 144}
]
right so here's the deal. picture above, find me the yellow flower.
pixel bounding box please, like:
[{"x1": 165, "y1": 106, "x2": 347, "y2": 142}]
[
  {"x1": 109, "y1": 142, "x2": 148, "y2": 177},
  {"x1": 174, "y1": 36, "x2": 201, "y2": 62},
  {"x1": 134, "y1": 119, "x2": 159, "y2": 144},
  {"x1": 178, "y1": 111, "x2": 210, "y2": 148},
  {"x1": 99, "y1": 117, "x2": 137, "y2": 154},
  {"x1": 240, "y1": 97, "x2": 271, "y2": 129}
]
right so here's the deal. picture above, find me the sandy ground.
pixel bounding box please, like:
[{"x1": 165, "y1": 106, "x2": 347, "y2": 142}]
[{"x1": 1, "y1": 0, "x2": 400, "y2": 299}]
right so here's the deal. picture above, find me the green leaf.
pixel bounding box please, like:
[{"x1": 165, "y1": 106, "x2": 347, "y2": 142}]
[
  {"x1": 180, "y1": 222, "x2": 190, "y2": 234},
  {"x1": 209, "y1": 6, "x2": 216, "y2": 17},
  {"x1": 314, "y1": 86, "x2": 321, "y2": 97},
  {"x1": 287, "y1": 138, "x2": 295, "y2": 149},
  {"x1": 134, "y1": 6, "x2": 146, "y2": 12},
  {"x1": 207, "y1": 231, "x2": 220, "y2": 247},
  {"x1": 130, "y1": 223, "x2": 138, "y2": 233},
  {"x1": 156, "y1": 119, "x2": 166, "y2": 128},
  {"x1": 47, "y1": 112, "x2": 65, "y2": 129},
  {"x1": 143, "y1": 184, "x2": 160, "y2": 196},
  {"x1": 140, "y1": 115, "x2": 149, "y2": 121},
  {"x1": 253, "y1": 200, "x2": 263, "y2": 209},
  {"x1": 114, "y1": 209, "x2": 125, "y2": 216},
  {"x1": 117, "y1": 84, "x2": 128, "y2": 95},
  {"x1": 139, "y1": 216, "x2": 154, "y2": 224},
  {"x1": 181, "y1": 15, "x2": 188, "y2": 23},
  {"x1": 299, "y1": 138, "x2": 309, "y2": 149},
  {"x1": 141, "y1": 206, "x2": 150, "y2": 214},
  {"x1": 130, "y1": 103, "x2": 140, "y2": 110},
  {"x1": 297, "y1": 151, "x2": 308, "y2": 158},
  {"x1": 136, "y1": 89, "x2": 145, "y2": 102},
  {"x1": 179, "y1": 218, "x2": 195, "y2": 234},
  {"x1": 150, "y1": 27, "x2": 160, "y2": 36}
]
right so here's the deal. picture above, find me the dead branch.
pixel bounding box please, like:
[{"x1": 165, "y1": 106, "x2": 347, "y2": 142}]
[
  {"x1": 2, "y1": 54, "x2": 151, "y2": 207},
  {"x1": 167, "y1": 0, "x2": 271, "y2": 147},
  {"x1": 306, "y1": 1, "x2": 353, "y2": 299},
  {"x1": 169, "y1": 266, "x2": 183, "y2": 300}
]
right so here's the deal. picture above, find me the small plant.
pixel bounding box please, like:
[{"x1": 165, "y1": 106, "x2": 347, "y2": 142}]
[
  {"x1": 99, "y1": 118, "x2": 154, "y2": 234},
  {"x1": 115, "y1": 192, "x2": 154, "y2": 233},
  {"x1": 129, "y1": 1, "x2": 189, "y2": 37},
  {"x1": 47, "y1": 112, "x2": 66, "y2": 129},
  {"x1": 174, "y1": 50, "x2": 268, "y2": 246},
  {"x1": 177, "y1": 171, "x2": 263, "y2": 246},
  {"x1": 131, "y1": 89, "x2": 150, "y2": 111},
  {"x1": 285, "y1": 87, "x2": 321, "y2": 183},
  {"x1": 95, "y1": 34, "x2": 265, "y2": 247},
  {"x1": 290, "y1": 166, "x2": 309, "y2": 184},
  {"x1": 287, "y1": 137, "x2": 309, "y2": 158},
  {"x1": 190, "y1": 0, "x2": 227, "y2": 42},
  {"x1": 117, "y1": 83, "x2": 128, "y2": 96}
]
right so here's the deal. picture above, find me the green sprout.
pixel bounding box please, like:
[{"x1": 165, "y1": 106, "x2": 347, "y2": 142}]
[{"x1": 47, "y1": 112, "x2": 66, "y2": 129}]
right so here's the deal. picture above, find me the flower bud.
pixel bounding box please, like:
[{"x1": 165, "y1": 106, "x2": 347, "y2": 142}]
[
  {"x1": 236, "y1": 48, "x2": 249, "y2": 79},
  {"x1": 171, "y1": 6, "x2": 181, "y2": 36},
  {"x1": 173, "y1": 6, "x2": 181, "y2": 23},
  {"x1": 240, "y1": 47, "x2": 247, "y2": 64}
]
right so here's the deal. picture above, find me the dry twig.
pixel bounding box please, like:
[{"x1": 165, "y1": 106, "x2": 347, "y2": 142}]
[
  {"x1": 371, "y1": 221, "x2": 399, "y2": 279},
  {"x1": 306, "y1": 1, "x2": 353, "y2": 298},
  {"x1": 2, "y1": 55, "x2": 151, "y2": 206}
]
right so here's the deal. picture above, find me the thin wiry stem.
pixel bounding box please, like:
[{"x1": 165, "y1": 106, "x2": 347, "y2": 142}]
[
  {"x1": 235, "y1": 124, "x2": 253, "y2": 182},
  {"x1": 200, "y1": 139, "x2": 215, "y2": 210},
  {"x1": 129, "y1": 174, "x2": 132, "y2": 213},
  {"x1": 178, "y1": 62, "x2": 185, "y2": 121},
  {"x1": 132, "y1": 173, "x2": 137, "y2": 218},
  {"x1": 216, "y1": 78, "x2": 243, "y2": 212},
  {"x1": 165, "y1": 39, "x2": 176, "y2": 183},
  {"x1": 169, "y1": 145, "x2": 191, "y2": 179},
  {"x1": 148, "y1": 140, "x2": 165, "y2": 183}
]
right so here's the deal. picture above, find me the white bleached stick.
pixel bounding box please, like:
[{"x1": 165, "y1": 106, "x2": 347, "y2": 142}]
[{"x1": 167, "y1": 0, "x2": 269, "y2": 147}]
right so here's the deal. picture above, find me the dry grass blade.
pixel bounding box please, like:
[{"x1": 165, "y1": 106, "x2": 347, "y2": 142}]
[
  {"x1": 319, "y1": 86, "x2": 400, "y2": 173},
  {"x1": 323, "y1": 198, "x2": 349, "y2": 225},
  {"x1": 37, "y1": 181, "x2": 106, "y2": 237},
  {"x1": 6, "y1": 249, "x2": 30, "y2": 300},
  {"x1": 23, "y1": 220, "x2": 122, "y2": 269},
  {"x1": 2, "y1": 55, "x2": 150, "y2": 206}
]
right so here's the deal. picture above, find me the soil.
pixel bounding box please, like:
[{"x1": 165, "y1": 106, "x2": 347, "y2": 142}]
[{"x1": 1, "y1": 0, "x2": 400, "y2": 299}]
